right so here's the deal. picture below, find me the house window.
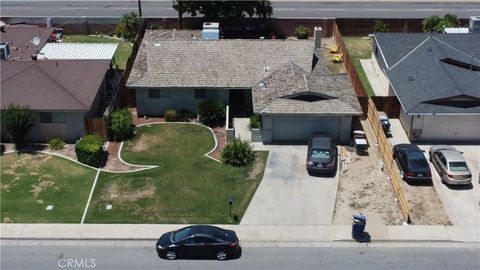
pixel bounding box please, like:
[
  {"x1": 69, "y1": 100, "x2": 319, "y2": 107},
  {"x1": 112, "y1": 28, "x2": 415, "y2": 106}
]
[
  {"x1": 40, "y1": 112, "x2": 65, "y2": 123},
  {"x1": 195, "y1": 89, "x2": 217, "y2": 99},
  {"x1": 149, "y1": 89, "x2": 171, "y2": 99}
]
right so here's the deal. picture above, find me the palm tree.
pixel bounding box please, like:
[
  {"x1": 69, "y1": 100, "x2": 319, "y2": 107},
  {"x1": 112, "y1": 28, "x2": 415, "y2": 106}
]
[{"x1": 119, "y1": 11, "x2": 140, "y2": 37}]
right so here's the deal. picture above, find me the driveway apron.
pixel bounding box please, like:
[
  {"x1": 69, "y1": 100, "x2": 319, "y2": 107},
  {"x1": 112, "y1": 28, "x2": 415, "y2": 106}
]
[{"x1": 241, "y1": 145, "x2": 339, "y2": 225}]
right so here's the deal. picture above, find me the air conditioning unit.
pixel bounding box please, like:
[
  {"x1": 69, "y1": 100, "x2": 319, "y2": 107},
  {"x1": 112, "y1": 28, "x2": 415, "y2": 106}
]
[
  {"x1": 469, "y1": 16, "x2": 480, "y2": 33},
  {"x1": 202, "y1": 22, "x2": 219, "y2": 40},
  {"x1": 0, "y1": 42, "x2": 10, "y2": 60}
]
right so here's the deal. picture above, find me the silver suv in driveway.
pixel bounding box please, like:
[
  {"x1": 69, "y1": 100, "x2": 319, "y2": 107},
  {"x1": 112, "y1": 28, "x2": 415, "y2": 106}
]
[{"x1": 429, "y1": 146, "x2": 472, "y2": 186}]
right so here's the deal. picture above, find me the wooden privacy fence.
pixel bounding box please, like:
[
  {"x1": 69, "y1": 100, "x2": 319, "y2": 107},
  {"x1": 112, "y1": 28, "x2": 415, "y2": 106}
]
[
  {"x1": 85, "y1": 117, "x2": 109, "y2": 141},
  {"x1": 366, "y1": 98, "x2": 411, "y2": 223}
]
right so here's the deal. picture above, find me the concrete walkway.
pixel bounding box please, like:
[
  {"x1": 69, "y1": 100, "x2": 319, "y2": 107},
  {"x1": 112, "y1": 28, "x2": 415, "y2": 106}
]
[
  {"x1": 233, "y1": 117, "x2": 251, "y2": 141},
  {"x1": 241, "y1": 146, "x2": 339, "y2": 225},
  {"x1": 1, "y1": 223, "x2": 479, "y2": 244},
  {"x1": 360, "y1": 58, "x2": 389, "y2": 96}
]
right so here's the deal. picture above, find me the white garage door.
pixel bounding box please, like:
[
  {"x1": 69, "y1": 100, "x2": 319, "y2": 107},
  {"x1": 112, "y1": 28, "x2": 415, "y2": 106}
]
[
  {"x1": 421, "y1": 115, "x2": 480, "y2": 141},
  {"x1": 272, "y1": 116, "x2": 340, "y2": 142}
]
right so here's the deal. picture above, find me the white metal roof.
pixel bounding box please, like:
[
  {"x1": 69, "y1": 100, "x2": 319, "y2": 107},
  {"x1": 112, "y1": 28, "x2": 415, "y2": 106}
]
[
  {"x1": 38, "y1": 43, "x2": 118, "y2": 60},
  {"x1": 443, "y1": 27, "x2": 470, "y2": 34}
]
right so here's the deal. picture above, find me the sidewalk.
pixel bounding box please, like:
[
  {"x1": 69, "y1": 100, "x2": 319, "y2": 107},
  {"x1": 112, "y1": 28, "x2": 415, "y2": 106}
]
[{"x1": 1, "y1": 224, "x2": 478, "y2": 243}]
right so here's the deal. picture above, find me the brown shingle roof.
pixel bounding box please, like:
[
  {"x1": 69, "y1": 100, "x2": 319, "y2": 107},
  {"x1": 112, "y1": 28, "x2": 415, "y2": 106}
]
[
  {"x1": 0, "y1": 25, "x2": 54, "y2": 59},
  {"x1": 1, "y1": 60, "x2": 111, "y2": 111},
  {"x1": 127, "y1": 30, "x2": 314, "y2": 88},
  {"x1": 252, "y1": 62, "x2": 362, "y2": 115}
]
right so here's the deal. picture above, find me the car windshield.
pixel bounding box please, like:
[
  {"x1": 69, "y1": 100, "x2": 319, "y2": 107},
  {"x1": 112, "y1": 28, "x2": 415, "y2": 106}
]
[
  {"x1": 449, "y1": 162, "x2": 469, "y2": 172},
  {"x1": 311, "y1": 149, "x2": 331, "y2": 160},
  {"x1": 173, "y1": 227, "x2": 192, "y2": 242}
]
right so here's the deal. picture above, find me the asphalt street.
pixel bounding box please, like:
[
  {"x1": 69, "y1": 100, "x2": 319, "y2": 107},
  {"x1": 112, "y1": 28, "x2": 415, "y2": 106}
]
[
  {"x1": 1, "y1": 241, "x2": 480, "y2": 270},
  {"x1": 1, "y1": 1, "x2": 480, "y2": 18}
]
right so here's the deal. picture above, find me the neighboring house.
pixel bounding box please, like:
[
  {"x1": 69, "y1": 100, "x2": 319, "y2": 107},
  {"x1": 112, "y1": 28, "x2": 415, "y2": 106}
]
[
  {"x1": 1, "y1": 60, "x2": 112, "y2": 142},
  {"x1": 127, "y1": 28, "x2": 361, "y2": 144},
  {"x1": 252, "y1": 62, "x2": 362, "y2": 144},
  {"x1": 0, "y1": 24, "x2": 54, "y2": 60},
  {"x1": 372, "y1": 33, "x2": 480, "y2": 142}
]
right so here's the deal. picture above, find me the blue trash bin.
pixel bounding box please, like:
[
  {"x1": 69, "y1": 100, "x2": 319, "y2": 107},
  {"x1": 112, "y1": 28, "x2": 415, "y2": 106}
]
[{"x1": 352, "y1": 214, "x2": 366, "y2": 239}]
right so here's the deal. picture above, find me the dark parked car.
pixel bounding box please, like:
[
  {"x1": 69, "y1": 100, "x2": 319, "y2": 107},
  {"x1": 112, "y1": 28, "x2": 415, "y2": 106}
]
[
  {"x1": 393, "y1": 144, "x2": 432, "y2": 181},
  {"x1": 306, "y1": 136, "x2": 337, "y2": 174},
  {"x1": 156, "y1": 225, "x2": 240, "y2": 260},
  {"x1": 379, "y1": 112, "x2": 391, "y2": 135}
]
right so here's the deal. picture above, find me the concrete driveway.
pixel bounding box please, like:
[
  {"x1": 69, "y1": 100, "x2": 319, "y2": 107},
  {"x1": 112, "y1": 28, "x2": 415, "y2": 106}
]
[
  {"x1": 241, "y1": 145, "x2": 339, "y2": 225},
  {"x1": 420, "y1": 144, "x2": 480, "y2": 226}
]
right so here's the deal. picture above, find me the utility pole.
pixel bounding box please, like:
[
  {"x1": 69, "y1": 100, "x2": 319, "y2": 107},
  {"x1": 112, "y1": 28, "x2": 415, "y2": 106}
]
[{"x1": 137, "y1": 0, "x2": 142, "y2": 17}]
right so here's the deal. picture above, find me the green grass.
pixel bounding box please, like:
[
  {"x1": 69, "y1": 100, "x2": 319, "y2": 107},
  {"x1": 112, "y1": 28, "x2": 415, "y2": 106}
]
[
  {"x1": 343, "y1": 37, "x2": 375, "y2": 96},
  {"x1": 63, "y1": 35, "x2": 132, "y2": 70},
  {"x1": 0, "y1": 153, "x2": 96, "y2": 223},
  {"x1": 85, "y1": 124, "x2": 268, "y2": 224}
]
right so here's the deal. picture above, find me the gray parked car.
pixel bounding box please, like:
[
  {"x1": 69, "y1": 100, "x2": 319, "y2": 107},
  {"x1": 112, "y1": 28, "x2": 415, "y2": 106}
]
[
  {"x1": 306, "y1": 136, "x2": 337, "y2": 175},
  {"x1": 429, "y1": 146, "x2": 472, "y2": 185}
]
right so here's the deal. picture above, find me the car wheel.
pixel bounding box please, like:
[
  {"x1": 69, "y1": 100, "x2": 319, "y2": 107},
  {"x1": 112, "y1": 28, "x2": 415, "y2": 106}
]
[
  {"x1": 165, "y1": 250, "x2": 177, "y2": 260},
  {"x1": 216, "y1": 250, "x2": 228, "y2": 261}
]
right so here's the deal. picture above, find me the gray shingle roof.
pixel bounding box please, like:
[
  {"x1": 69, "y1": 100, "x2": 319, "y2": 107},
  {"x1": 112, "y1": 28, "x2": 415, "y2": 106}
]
[
  {"x1": 127, "y1": 30, "x2": 314, "y2": 88},
  {"x1": 252, "y1": 62, "x2": 362, "y2": 115},
  {"x1": 374, "y1": 33, "x2": 480, "y2": 114}
]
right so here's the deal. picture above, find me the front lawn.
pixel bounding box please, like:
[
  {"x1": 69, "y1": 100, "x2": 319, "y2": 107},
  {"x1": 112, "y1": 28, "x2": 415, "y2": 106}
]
[
  {"x1": 0, "y1": 153, "x2": 96, "y2": 223},
  {"x1": 85, "y1": 124, "x2": 268, "y2": 224},
  {"x1": 343, "y1": 36, "x2": 375, "y2": 96},
  {"x1": 63, "y1": 35, "x2": 132, "y2": 70}
]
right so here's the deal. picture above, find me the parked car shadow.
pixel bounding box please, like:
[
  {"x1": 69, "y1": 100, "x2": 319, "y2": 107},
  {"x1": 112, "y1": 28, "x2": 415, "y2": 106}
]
[
  {"x1": 405, "y1": 179, "x2": 434, "y2": 186},
  {"x1": 158, "y1": 247, "x2": 242, "y2": 261},
  {"x1": 444, "y1": 183, "x2": 473, "y2": 190}
]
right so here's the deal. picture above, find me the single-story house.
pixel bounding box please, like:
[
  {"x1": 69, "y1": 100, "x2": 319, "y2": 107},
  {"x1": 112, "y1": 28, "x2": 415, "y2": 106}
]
[
  {"x1": 252, "y1": 62, "x2": 362, "y2": 144},
  {"x1": 372, "y1": 33, "x2": 480, "y2": 141},
  {"x1": 1, "y1": 59, "x2": 112, "y2": 142},
  {"x1": 127, "y1": 28, "x2": 361, "y2": 144}
]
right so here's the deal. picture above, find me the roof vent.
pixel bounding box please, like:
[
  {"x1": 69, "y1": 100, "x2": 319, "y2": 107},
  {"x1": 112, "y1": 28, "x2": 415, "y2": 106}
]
[
  {"x1": 408, "y1": 76, "x2": 415, "y2": 81},
  {"x1": 427, "y1": 46, "x2": 433, "y2": 52}
]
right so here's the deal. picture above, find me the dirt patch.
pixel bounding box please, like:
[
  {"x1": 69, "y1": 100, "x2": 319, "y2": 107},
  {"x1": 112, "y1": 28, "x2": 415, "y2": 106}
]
[
  {"x1": 3, "y1": 217, "x2": 13, "y2": 223},
  {"x1": 104, "y1": 181, "x2": 156, "y2": 202},
  {"x1": 130, "y1": 107, "x2": 165, "y2": 126},
  {"x1": 209, "y1": 126, "x2": 226, "y2": 160},
  {"x1": 102, "y1": 142, "x2": 142, "y2": 172},
  {"x1": 397, "y1": 169, "x2": 451, "y2": 225},
  {"x1": 129, "y1": 133, "x2": 149, "y2": 153},
  {"x1": 30, "y1": 180, "x2": 55, "y2": 197},
  {"x1": 333, "y1": 121, "x2": 404, "y2": 225},
  {"x1": 248, "y1": 155, "x2": 266, "y2": 180}
]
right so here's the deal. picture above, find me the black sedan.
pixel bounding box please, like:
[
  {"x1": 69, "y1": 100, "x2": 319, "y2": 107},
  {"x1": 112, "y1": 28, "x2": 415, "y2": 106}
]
[
  {"x1": 393, "y1": 144, "x2": 432, "y2": 181},
  {"x1": 306, "y1": 136, "x2": 337, "y2": 175},
  {"x1": 156, "y1": 225, "x2": 240, "y2": 260}
]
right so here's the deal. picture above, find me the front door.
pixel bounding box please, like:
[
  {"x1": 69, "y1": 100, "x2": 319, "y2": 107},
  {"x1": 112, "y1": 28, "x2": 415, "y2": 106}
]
[{"x1": 229, "y1": 89, "x2": 252, "y2": 116}]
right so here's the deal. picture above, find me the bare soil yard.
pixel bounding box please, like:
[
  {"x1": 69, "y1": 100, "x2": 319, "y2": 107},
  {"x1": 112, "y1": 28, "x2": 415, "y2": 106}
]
[{"x1": 333, "y1": 122, "x2": 403, "y2": 225}]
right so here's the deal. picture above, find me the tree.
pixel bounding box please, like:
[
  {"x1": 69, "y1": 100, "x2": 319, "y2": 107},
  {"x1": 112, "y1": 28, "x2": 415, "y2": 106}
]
[
  {"x1": 118, "y1": 11, "x2": 140, "y2": 38},
  {"x1": 423, "y1": 14, "x2": 459, "y2": 33},
  {"x1": 423, "y1": 15, "x2": 442, "y2": 33},
  {"x1": 374, "y1": 19, "x2": 389, "y2": 32},
  {"x1": 173, "y1": 1, "x2": 273, "y2": 23},
  {"x1": 1, "y1": 104, "x2": 36, "y2": 148}
]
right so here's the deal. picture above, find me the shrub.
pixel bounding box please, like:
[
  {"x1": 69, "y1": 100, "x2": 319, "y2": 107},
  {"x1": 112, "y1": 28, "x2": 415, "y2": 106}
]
[
  {"x1": 48, "y1": 137, "x2": 65, "y2": 151},
  {"x1": 221, "y1": 138, "x2": 255, "y2": 166},
  {"x1": 374, "y1": 19, "x2": 389, "y2": 32},
  {"x1": 295, "y1": 25, "x2": 310, "y2": 39},
  {"x1": 110, "y1": 108, "x2": 134, "y2": 141},
  {"x1": 1, "y1": 104, "x2": 36, "y2": 148},
  {"x1": 165, "y1": 109, "x2": 178, "y2": 122},
  {"x1": 196, "y1": 99, "x2": 225, "y2": 127},
  {"x1": 423, "y1": 15, "x2": 442, "y2": 32},
  {"x1": 177, "y1": 109, "x2": 196, "y2": 122},
  {"x1": 249, "y1": 114, "x2": 262, "y2": 129},
  {"x1": 75, "y1": 135, "x2": 104, "y2": 167}
]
